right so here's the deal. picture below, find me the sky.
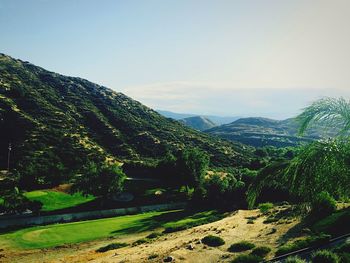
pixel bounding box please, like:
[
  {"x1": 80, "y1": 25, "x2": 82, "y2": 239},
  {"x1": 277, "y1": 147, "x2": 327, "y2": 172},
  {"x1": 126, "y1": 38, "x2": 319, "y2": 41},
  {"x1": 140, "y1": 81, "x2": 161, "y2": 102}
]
[{"x1": 1, "y1": 0, "x2": 350, "y2": 119}]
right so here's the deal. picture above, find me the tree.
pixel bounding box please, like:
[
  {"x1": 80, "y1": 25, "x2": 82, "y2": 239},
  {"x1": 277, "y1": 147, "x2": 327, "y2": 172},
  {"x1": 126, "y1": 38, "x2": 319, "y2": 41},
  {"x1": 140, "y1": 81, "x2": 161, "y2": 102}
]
[
  {"x1": 176, "y1": 148, "x2": 209, "y2": 190},
  {"x1": 248, "y1": 97, "x2": 350, "y2": 209},
  {"x1": 297, "y1": 97, "x2": 350, "y2": 135},
  {"x1": 74, "y1": 162, "x2": 126, "y2": 199}
]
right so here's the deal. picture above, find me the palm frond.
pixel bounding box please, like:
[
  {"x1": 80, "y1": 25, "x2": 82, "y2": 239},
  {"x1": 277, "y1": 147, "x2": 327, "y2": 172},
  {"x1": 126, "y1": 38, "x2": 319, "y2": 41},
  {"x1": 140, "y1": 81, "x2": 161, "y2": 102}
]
[{"x1": 297, "y1": 97, "x2": 350, "y2": 136}]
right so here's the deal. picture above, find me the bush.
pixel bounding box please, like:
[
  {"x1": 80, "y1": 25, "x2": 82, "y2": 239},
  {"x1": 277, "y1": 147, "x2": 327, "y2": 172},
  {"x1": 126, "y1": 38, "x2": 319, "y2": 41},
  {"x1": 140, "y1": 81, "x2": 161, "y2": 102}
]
[
  {"x1": 96, "y1": 242, "x2": 128, "y2": 252},
  {"x1": 231, "y1": 254, "x2": 262, "y2": 263},
  {"x1": 146, "y1": 232, "x2": 162, "y2": 239},
  {"x1": 311, "y1": 192, "x2": 337, "y2": 218},
  {"x1": 284, "y1": 256, "x2": 306, "y2": 263},
  {"x1": 311, "y1": 250, "x2": 340, "y2": 263},
  {"x1": 132, "y1": 238, "x2": 149, "y2": 246},
  {"x1": 251, "y1": 246, "x2": 271, "y2": 257},
  {"x1": 228, "y1": 241, "x2": 255, "y2": 252},
  {"x1": 258, "y1": 202, "x2": 274, "y2": 214},
  {"x1": 201, "y1": 235, "x2": 225, "y2": 247},
  {"x1": 275, "y1": 234, "x2": 331, "y2": 256}
]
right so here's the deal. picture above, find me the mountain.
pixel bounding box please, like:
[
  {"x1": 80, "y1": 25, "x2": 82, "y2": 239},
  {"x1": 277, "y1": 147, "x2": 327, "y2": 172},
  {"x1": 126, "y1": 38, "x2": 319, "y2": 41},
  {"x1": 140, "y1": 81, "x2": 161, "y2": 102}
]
[
  {"x1": 157, "y1": 110, "x2": 240, "y2": 125},
  {"x1": 0, "y1": 54, "x2": 252, "y2": 181},
  {"x1": 206, "y1": 117, "x2": 336, "y2": 148},
  {"x1": 179, "y1": 116, "x2": 217, "y2": 131}
]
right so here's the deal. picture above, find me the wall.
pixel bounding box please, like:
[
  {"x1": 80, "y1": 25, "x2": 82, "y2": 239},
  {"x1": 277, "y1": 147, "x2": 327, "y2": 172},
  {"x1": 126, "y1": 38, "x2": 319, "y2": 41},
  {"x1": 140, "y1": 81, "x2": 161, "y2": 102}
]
[{"x1": 0, "y1": 202, "x2": 186, "y2": 229}]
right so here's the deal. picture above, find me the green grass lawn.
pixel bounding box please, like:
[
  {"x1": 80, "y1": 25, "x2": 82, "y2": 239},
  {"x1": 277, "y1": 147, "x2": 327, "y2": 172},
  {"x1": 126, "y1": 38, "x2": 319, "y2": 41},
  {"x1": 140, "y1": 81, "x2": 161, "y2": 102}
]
[
  {"x1": 0, "y1": 209, "x2": 222, "y2": 249},
  {"x1": 24, "y1": 190, "x2": 95, "y2": 212}
]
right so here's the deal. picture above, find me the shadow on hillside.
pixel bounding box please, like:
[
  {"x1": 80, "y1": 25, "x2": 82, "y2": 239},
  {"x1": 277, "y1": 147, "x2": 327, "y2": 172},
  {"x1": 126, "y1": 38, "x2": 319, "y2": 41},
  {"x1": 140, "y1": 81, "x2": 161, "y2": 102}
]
[{"x1": 109, "y1": 209, "x2": 223, "y2": 236}]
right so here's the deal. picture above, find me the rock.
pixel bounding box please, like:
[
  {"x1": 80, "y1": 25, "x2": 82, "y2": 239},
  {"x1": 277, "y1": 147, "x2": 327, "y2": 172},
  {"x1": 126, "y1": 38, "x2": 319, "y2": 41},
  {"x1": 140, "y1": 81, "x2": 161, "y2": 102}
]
[
  {"x1": 187, "y1": 244, "x2": 195, "y2": 250},
  {"x1": 163, "y1": 256, "x2": 175, "y2": 262}
]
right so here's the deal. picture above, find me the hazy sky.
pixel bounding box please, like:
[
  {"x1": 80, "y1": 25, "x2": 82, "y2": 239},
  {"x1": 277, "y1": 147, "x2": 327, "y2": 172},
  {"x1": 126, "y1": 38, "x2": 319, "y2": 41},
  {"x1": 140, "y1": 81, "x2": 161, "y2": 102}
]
[{"x1": 1, "y1": 0, "x2": 350, "y2": 119}]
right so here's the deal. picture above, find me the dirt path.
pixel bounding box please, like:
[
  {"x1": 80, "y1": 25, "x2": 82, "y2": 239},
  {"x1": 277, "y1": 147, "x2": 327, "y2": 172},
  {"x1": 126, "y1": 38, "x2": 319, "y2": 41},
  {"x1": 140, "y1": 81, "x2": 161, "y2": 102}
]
[{"x1": 2, "y1": 207, "x2": 301, "y2": 263}]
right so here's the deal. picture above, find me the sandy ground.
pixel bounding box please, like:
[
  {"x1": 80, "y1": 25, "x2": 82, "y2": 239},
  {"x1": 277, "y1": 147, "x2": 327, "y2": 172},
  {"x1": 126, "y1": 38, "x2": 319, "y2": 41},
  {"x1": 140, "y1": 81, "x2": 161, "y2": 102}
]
[{"x1": 2, "y1": 206, "x2": 303, "y2": 263}]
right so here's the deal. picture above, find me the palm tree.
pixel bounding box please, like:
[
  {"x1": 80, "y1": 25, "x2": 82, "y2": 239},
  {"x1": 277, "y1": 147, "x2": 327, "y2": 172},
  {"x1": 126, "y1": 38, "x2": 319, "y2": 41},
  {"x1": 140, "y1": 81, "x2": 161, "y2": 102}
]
[
  {"x1": 297, "y1": 97, "x2": 350, "y2": 135},
  {"x1": 248, "y1": 97, "x2": 350, "y2": 209}
]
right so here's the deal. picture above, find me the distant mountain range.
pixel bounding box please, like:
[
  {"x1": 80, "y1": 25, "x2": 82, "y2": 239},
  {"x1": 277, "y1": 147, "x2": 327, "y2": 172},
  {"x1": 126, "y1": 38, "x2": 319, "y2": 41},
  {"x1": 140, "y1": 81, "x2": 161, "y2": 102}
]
[
  {"x1": 179, "y1": 116, "x2": 216, "y2": 131},
  {"x1": 0, "y1": 54, "x2": 252, "y2": 175},
  {"x1": 157, "y1": 110, "x2": 240, "y2": 125},
  {"x1": 205, "y1": 117, "x2": 336, "y2": 148}
]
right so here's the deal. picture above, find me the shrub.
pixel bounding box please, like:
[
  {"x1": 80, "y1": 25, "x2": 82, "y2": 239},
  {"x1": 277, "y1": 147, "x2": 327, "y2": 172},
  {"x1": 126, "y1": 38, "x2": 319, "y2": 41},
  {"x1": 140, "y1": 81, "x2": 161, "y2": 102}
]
[
  {"x1": 96, "y1": 242, "x2": 128, "y2": 252},
  {"x1": 148, "y1": 254, "x2": 159, "y2": 259},
  {"x1": 132, "y1": 238, "x2": 149, "y2": 246},
  {"x1": 231, "y1": 254, "x2": 262, "y2": 263},
  {"x1": 146, "y1": 232, "x2": 162, "y2": 239},
  {"x1": 334, "y1": 242, "x2": 350, "y2": 254},
  {"x1": 311, "y1": 250, "x2": 340, "y2": 263},
  {"x1": 284, "y1": 256, "x2": 306, "y2": 263},
  {"x1": 311, "y1": 192, "x2": 337, "y2": 218},
  {"x1": 201, "y1": 235, "x2": 225, "y2": 247},
  {"x1": 251, "y1": 246, "x2": 271, "y2": 257},
  {"x1": 228, "y1": 241, "x2": 255, "y2": 252},
  {"x1": 275, "y1": 234, "x2": 331, "y2": 256},
  {"x1": 258, "y1": 202, "x2": 274, "y2": 214}
]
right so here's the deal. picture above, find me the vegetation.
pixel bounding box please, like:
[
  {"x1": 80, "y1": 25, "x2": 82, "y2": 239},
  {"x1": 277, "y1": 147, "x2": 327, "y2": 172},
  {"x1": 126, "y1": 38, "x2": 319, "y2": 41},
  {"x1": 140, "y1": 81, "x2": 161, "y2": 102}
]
[
  {"x1": 258, "y1": 202, "x2": 274, "y2": 214},
  {"x1": 251, "y1": 246, "x2": 271, "y2": 257},
  {"x1": 201, "y1": 235, "x2": 225, "y2": 247},
  {"x1": 284, "y1": 256, "x2": 306, "y2": 263},
  {"x1": 0, "y1": 209, "x2": 223, "y2": 249},
  {"x1": 96, "y1": 242, "x2": 128, "y2": 252},
  {"x1": 73, "y1": 162, "x2": 126, "y2": 199},
  {"x1": 206, "y1": 117, "x2": 332, "y2": 148},
  {"x1": 231, "y1": 254, "x2": 262, "y2": 263},
  {"x1": 311, "y1": 250, "x2": 340, "y2": 263},
  {"x1": 0, "y1": 54, "x2": 251, "y2": 191},
  {"x1": 162, "y1": 210, "x2": 224, "y2": 233},
  {"x1": 24, "y1": 190, "x2": 94, "y2": 212},
  {"x1": 228, "y1": 241, "x2": 255, "y2": 252},
  {"x1": 275, "y1": 234, "x2": 331, "y2": 256}
]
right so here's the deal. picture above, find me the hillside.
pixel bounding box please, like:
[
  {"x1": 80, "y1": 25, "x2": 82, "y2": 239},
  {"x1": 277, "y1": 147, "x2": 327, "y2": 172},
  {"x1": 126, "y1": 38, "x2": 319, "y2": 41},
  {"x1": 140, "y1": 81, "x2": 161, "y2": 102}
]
[
  {"x1": 206, "y1": 117, "x2": 336, "y2": 147},
  {"x1": 179, "y1": 116, "x2": 217, "y2": 131},
  {"x1": 0, "y1": 54, "x2": 252, "y2": 182}
]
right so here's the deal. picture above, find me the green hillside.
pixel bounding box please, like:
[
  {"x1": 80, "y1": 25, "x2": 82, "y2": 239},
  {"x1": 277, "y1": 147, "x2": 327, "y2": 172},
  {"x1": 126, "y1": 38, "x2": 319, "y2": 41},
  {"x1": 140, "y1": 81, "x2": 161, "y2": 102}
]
[
  {"x1": 0, "y1": 54, "x2": 252, "y2": 187},
  {"x1": 206, "y1": 117, "x2": 336, "y2": 147}
]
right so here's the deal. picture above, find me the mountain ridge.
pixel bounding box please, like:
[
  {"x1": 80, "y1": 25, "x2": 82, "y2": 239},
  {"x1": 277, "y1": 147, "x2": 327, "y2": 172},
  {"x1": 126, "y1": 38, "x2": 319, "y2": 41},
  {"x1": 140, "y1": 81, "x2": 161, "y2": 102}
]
[{"x1": 0, "y1": 54, "x2": 252, "y2": 185}]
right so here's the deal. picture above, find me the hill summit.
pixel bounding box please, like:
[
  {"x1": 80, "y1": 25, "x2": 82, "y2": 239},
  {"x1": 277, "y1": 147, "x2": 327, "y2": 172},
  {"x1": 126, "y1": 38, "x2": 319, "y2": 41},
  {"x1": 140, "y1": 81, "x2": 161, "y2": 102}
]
[{"x1": 179, "y1": 116, "x2": 217, "y2": 131}]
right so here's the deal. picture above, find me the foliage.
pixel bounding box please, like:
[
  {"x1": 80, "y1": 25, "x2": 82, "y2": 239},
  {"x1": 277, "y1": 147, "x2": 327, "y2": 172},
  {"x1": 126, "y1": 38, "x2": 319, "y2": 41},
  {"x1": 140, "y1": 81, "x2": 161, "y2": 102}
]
[
  {"x1": 230, "y1": 254, "x2": 262, "y2": 263},
  {"x1": 251, "y1": 246, "x2": 271, "y2": 257},
  {"x1": 258, "y1": 202, "x2": 274, "y2": 214},
  {"x1": 1, "y1": 187, "x2": 42, "y2": 214},
  {"x1": 297, "y1": 97, "x2": 350, "y2": 136},
  {"x1": 23, "y1": 190, "x2": 94, "y2": 212},
  {"x1": 201, "y1": 235, "x2": 225, "y2": 247},
  {"x1": 283, "y1": 139, "x2": 350, "y2": 205},
  {"x1": 96, "y1": 242, "x2": 128, "y2": 252},
  {"x1": 275, "y1": 234, "x2": 331, "y2": 256},
  {"x1": 284, "y1": 256, "x2": 306, "y2": 263},
  {"x1": 73, "y1": 162, "x2": 126, "y2": 198},
  {"x1": 201, "y1": 170, "x2": 245, "y2": 208},
  {"x1": 312, "y1": 207, "x2": 350, "y2": 236},
  {"x1": 310, "y1": 191, "x2": 337, "y2": 218},
  {"x1": 176, "y1": 148, "x2": 209, "y2": 189},
  {"x1": 311, "y1": 250, "x2": 340, "y2": 263},
  {"x1": 228, "y1": 241, "x2": 255, "y2": 252}
]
